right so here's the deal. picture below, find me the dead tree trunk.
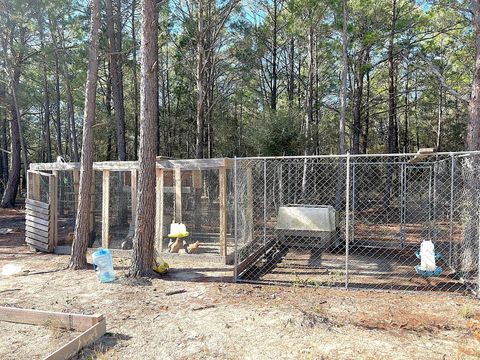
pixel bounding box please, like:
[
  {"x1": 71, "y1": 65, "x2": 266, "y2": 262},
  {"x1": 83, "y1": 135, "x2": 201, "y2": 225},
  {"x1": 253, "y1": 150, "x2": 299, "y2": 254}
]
[
  {"x1": 129, "y1": 0, "x2": 159, "y2": 277},
  {"x1": 70, "y1": 0, "x2": 101, "y2": 269}
]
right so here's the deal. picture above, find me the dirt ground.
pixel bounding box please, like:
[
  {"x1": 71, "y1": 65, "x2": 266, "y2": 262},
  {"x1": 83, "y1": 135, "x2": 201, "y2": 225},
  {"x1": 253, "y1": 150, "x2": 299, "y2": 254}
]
[{"x1": 1, "y1": 208, "x2": 480, "y2": 360}]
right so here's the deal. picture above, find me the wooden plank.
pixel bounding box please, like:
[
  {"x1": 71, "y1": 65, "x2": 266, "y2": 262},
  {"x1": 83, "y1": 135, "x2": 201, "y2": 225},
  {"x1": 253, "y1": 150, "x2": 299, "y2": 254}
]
[
  {"x1": 219, "y1": 167, "x2": 227, "y2": 257},
  {"x1": 26, "y1": 214, "x2": 50, "y2": 227},
  {"x1": 50, "y1": 171, "x2": 58, "y2": 247},
  {"x1": 0, "y1": 307, "x2": 103, "y2": 331},
  {"x1": 26, "y1": 209, "x2": 50, "y2": 221},
  {"x1": 237, "y1": 240, "x2": 276, "y2": 275},
  {"x1": 131, "y1": 169, "x2": 137, "y2": 228},
  {"x1": 155, "y1": 168, "x2": 164, "y2": 253},
  {"x1": 26, "y1": 225, "x2": 49, "y2": 238},
  {"x1": 73, "y1": 170, "x2": 79, "y2": 213},
  {"x1": 157, "y1": 158, "x2": 233, "y2": 170},
  {"x1": 174, "y1": 167, "x2": 182, "y2": 222},
  {"x1": 31, "y1": 162, "x2": 81, "y2": 171},
  {"x1": 26, "y1": 203, "x2": 50, "y2": 215},
  {"x1": 31, "y1": 161, "x2": 139, "y2": 171},
  {"x1": 44, "y1": 319, "x2": 106, "y2": 360},
  {"x1": 26, "y1": 231, "x2": 49, "y2": 244},
  {"x1": 27, "y1": 171, "x2": 32, "y2": 199},
  {"x1": 26, "y1": 198, "x2": 50, "y2": 210},
  {"x1": 26, "y1": 238, "x2": 50, "y2": 251},
  {"x1": 89, "y1": 177, "x2": 95, "y2": 236},
  {"x1": 163, "y1": 186, "x2": 191, "y2": 194},
  {"x1": 26, "y1": 220, "x2": 49, "y2": 232},
  {"x1": 102, "y1": 170, "x2": 110, "y2": 248}
]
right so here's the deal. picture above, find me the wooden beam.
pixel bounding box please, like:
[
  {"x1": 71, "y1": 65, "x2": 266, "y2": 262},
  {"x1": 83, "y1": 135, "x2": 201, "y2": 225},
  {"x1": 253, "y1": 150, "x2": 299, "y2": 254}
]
[
  {"x1": 174, "y1": 167, "x2": 182, "y2": 222},
  {"x1": 25, "y1": 231, "x2": 49, "y2": 243},
  {"x1": 89, "y1": 174, "x2": 95, "y2": 240},
  {"x1": 44, "y1": 319, "x2": 106, "y2": 360},
  {"x1": 0, "y1": 307, "x2": 104, "y2": 331},
  {"x1": 25, "y1": 237, "x2": 50, "y2": 251},
  {"x1": 30, "y1": 161, "x2": 140, "y2": 171},
  {"x1": 131, "y1": 169, "x2": 137, "y2": 228},
  {"x1": 0, "y1": 306, "x2": 106, "y2": 360},
  {"x1": 25, "y1": 220, "x2": 49, "y2": 232},
  {"x1": 26, "y1": 214, "x2": 50, "y2": 227},
  {"x1": 30, "y1": 158, "x2": 235, "y2": 172},
  {"x1": 26, "y1": 198, "x2": 50, "y2": 210},
  {"x1": 26, "y1": 203, "x2": 50, "y2": 215},
  {"x1": 155, "y1": 168, "x2": 164, "y2": 253},
  {"x1": 157, "y1": 158, "x2": 234, "y2": 170},
  {"x1": 102, "y1": 170, "x2": 110, "y2": 248},
  {"x1": 73, "y1": 170, "x2": 79, "y2": 213},
  {"x1": 26, "y1": 209, "x2": 50, "y2": 221},
  {"x1": 50, "y1": 171, "x2": 58, "y2": 248},
  {"x1": 219, "y1": 167, "x2": 227, "y2": 257}
]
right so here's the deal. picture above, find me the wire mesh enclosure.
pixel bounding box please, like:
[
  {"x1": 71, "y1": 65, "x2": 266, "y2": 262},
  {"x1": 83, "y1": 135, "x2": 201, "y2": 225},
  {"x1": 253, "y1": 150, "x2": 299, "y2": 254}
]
[
  {"x1": 28, "y1": 158, "x2": 236, "y2": 263},
  {"x1": 234, "y1": 152, "x2": 480, "y2": 296}
]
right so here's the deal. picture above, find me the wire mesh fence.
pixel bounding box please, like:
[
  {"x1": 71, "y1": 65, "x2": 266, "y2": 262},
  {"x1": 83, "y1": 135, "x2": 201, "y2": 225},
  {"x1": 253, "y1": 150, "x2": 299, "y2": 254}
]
[
  {"x1": 234, "y1": 153, "x2": 480, "y2": 296},
  {"x1": 159, "y1": 168, "x2": 235, "y2": 259}
]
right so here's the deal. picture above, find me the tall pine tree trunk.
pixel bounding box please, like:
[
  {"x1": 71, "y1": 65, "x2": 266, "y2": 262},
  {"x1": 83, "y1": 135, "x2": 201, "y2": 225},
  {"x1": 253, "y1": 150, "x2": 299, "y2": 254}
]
[
  {"x1": 70, "y1": 0, "x2": 101, "y2": 269},
  {"x1": 338, "y1": 0, "x2": 348, "y2": 155},
  {"x1": 129, "y1": 0, "x2": 158, "y2": 277},
  {"x1": 106, "y1": 0, "x2": 126, "y2": 160},
  {"x1": 1, "y1": 26, "x2": 25, "y2": 208},
  {"x1": 195, "y1": 0, "x2": 206, "y2": 159},
  {"x1": 462, "y1": 0, "x2": 480, "y2": 274}
]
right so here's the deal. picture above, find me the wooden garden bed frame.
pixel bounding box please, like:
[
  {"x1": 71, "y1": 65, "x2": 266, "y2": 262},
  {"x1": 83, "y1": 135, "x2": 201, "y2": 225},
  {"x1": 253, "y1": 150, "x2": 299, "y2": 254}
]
[{"x1": 0, "y1": 306, "x2": 106, "y2": 360}]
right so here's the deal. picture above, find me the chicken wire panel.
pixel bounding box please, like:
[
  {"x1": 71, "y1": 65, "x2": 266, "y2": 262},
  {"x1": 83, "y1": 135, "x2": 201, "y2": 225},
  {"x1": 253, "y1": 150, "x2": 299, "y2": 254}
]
[
  {"x1": 56, "y1": 170, "x2": 77, "y2": 245},
  {"x1": 180, "y1": 169, "x2": 221, "y2": 255},
  {"x1": 108, "y1": 171, "x2": 134, "y2": 249},
  {"x1": 161, "y1": 168, "x2": 232, "y2": 257},
  {"x1": 235, "y1": 157, "x2": 348, "y2": 288},
  {"x1": 234, "y1": 154, "x2": 480, "y2": 295},
  {"x1": 347, "y1": 155, "x2": 459, "y2": 292}
]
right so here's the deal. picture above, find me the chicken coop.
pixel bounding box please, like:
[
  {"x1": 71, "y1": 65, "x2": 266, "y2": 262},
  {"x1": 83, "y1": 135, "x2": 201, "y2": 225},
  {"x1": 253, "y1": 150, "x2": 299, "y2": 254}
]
[
  {"x1": 25, "y1": 151, "x2": 480, "y2": 295},
  {"x1": 26, "y1": 157, "x2": 235, "y2": 263},
  {"x1": 233, "y1": 151, "x2": 480, "y2": 296}
]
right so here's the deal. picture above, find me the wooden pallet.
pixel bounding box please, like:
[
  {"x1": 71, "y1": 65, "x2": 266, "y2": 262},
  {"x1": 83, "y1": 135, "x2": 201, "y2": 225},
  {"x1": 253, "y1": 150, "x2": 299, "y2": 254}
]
[{"x1": 0, "y1": 306, "x2": 106, "y2": 360}]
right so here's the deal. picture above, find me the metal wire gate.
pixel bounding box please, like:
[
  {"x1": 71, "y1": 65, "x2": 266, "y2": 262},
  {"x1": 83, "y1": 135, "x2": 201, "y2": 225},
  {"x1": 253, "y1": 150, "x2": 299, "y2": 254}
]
[{"x1": 233, "y1": 152, "x2": 480, "y2": 296}]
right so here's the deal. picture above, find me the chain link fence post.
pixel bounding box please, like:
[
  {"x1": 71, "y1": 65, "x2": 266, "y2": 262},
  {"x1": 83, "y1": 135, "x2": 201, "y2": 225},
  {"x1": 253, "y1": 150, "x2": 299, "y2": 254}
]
[{"x1": 345, "y1": 152, "x2": 350, "y2": 290}]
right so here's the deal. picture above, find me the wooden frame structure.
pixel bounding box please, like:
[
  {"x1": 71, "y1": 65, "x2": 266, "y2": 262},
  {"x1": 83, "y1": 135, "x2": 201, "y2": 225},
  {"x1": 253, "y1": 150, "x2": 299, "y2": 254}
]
[
  {"x1": 0, "y1": 306, "x2": 106, "y2": 360},
  {"x1": 28, "y1": 157, "x2": 237, "y2": 264}
]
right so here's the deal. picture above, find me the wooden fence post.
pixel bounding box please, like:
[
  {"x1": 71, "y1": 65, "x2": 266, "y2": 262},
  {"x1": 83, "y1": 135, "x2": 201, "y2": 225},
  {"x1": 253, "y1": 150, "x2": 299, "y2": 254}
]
[
  {"x1": 155, "y1": 168, "x2": 164, "y2": 253},
  {"x1": 102, "y1": 170, "x2": 110, "y2": 248}
]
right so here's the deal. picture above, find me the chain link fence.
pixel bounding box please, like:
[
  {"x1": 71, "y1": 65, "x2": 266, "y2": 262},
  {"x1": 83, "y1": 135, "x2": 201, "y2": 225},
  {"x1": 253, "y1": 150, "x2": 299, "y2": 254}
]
[{"x1": 233, "y1": 153, "x2": 480, "y2": 296}]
